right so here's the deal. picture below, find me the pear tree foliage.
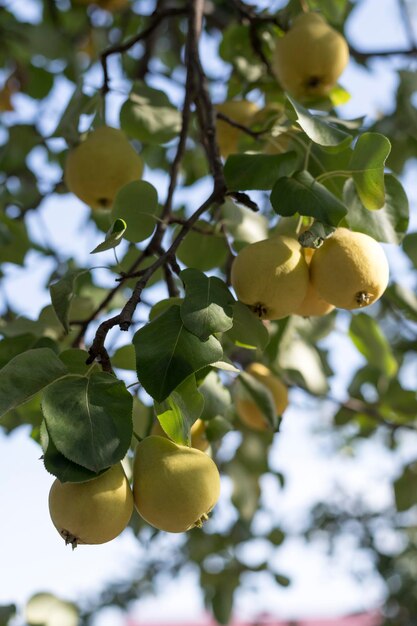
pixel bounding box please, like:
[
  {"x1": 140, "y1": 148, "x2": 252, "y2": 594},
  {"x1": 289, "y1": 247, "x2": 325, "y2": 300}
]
[{"x1": 1, "y1": 0, "x2": 417, "y2": 624}]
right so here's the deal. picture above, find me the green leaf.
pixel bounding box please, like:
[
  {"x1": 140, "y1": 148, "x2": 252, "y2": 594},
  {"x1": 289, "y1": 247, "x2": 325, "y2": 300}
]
[
  {"x1": 384, "y1": 283, "x2": 417, "y2": 322},
  {"x1": 90, "y1": 218, "x2": 127, "y2": 254},
  {"x1": 0, "y1": 333, "x2": 38, "y2": 369},
  {"x1": 344, "y1": 174, "x2": 409, "y2": 243},
  {"x1": 120, "y1": 84, "x2": 181, "y2": 144},
  {"x1": 0, "y1": 215, "x2": 31, "y2": 265},
  {"x1": 52, "y1": 86, "x2": 99, "y2": 145},
  {"x1": 225, "y1": 301, "x2": 269, "y2": 350},
  {"x1": 349, "y1": 314, "x2": 398, "y2": 378},
  {"x1": 403, "y1": 232, "x2": 417, "y2": 268},
  {"x1": 394, "y1": 462, "x2": 417, "y2": 512},
  {"x1": 199, "y1": 370, "x2": 232, "y2": 420},
  {"x1": 349, "y1": 132, "x2": 391, "y2": 210},
  {"x1": 271, "y1": 171, "x2": 347, "y2": 226},
  {"x1": 224, "y1": 152, "x2": 298, "y2": 190},
  {"x1": 133, "y1": 306, "x2": 223, "y2": 402},
  {"x1": 278, "y1": 334, "x2": 329, "y2": 395},
  {"x1": 176, "y1": 220, "x2": 228, "y2": 271},
  {"x1": 41, "y1": 372, "x2": 133, "y2": 473},
  {"x1": 111, "y1": 344, "x2": 136, "y2": 370},
  {"x1": 0, "y1": 348, "x2": 68, "y2": 419},
  {"x1": 288, "y1": 96, "x2": 352, "y2": 148},
  {"x1": 149, "y1": 297, "x2": 183, "y2": 321},
  {"x1": 221, "y1": 199, "x2": 268, "y2": 248},
  {"x1": 205, "y1": 415, "x2": 233, "y2": 441},
  {"x1": 155, "y1": 375, "x2": 204, "y2": 446},
  {"x1": 0, "y1": 604, "x2": 15, "y2": 626},
  {"x1": 41, "y1": 421, "x2": 108, "y2": 483},
  {"x1": 237, "y1": 371, "x2": 279, "y2": 430},
  {"x1": 180, "y1": 269, "x2": 235, "y2": 340},
  {"x1": 50, "y1": 269, "x2": 86, "y2": 334},
  {"x1": 211, "y1": 583, "x2": 235, "y2": 626},
  {"x1": 111, "y1": 181, "x2": 159, "y2": 243},
  {"x1": 274, "y1": 573, "x2": 291, "y2": 587},
  {"x1": 59, "y1": 349, "x2": 99, "y2": 375}
]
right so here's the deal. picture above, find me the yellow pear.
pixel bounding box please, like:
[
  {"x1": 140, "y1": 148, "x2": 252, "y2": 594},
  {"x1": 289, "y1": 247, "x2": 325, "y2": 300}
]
[
  {"x1": 231, "y1": 236, "x2": 309, "y2": 320},
  {"x1": 151, "y1": 418, "x2": 210, "y2": 452},
  {"x1": 64, "y1": 126, "x2": 143, "y2": 209},
  {"x1": 272, "y1": 12, "x2": 349, "y2": 100},
  {"x1": 215, "y1": 100, "x2": 260, "y2": 158},
  {"x1": 310, "y1": 228, "x2": 389, "y2": 309},
  {"x1": 294, "y1": 247, "x2": 335, "y2": 317},
  {"x1": 48, "y1": 463, "x2": 133, "y2": 548},
  {"x1": 133, "y1": 436, "x2": 220, "y2": 533},
  {"x1": 236, "y1": 362, "x2": 288, "y2": 432}
]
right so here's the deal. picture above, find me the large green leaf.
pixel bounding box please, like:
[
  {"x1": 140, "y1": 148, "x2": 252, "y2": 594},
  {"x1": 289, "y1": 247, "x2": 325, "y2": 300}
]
[
  {"x1": 288, "y1": 96, "x2": 352, "y2": 148},
  {"x1": 349, "y1": 314, "x2": 398, "y2": 378},
  {"x1": 111, "y1": 181, "x2": 159, "y2": 244},
  {"x1": 50, "y1": 269, "x2": 86, "y2": 334},
  {"x1": 225, "y1": 301, "x2": 269, "y2": 350},
  {"x1": 271, "y1": 170, "x2": 347, "y2": 226},
  {"x1": 0, "y1": 348, "x2": 68, "y2": 419},
  {"x1": 344, "y1": 174, "x2": 409, "y2": 243},
  {"x1": 41, "y1": 372, "x2": 133, "y2": 473},
  {"x1": 133, "y1": 306, "x2": 223, "y2": 402},
  {"x1": 224, "y1": 152, "x2": 298, "y2": 190},
  {"x1": 40, "y1": 421, "x2": 108, "y2": 483},
  {"x1": 180, "y1": 269, "x2": 235, "y2": 340},
  {"x1": 349, "y1": 132, "x2": 391, "y2": 210},
  {"x1": 155, "y1": 375, "x2": 204, "y2": 446}
]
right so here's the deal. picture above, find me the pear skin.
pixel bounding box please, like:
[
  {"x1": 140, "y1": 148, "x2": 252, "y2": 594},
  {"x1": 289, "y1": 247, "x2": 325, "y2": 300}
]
[
  {"x1": 48, "y1": 463, "x2": 133, "y2": 548},
  {"x1": 133, "y1": 436, "x2": 220, "y2": 532},
  {"x1": 231, "y1": 236, "x2": 309, "y2": 320},
  {"x1": 310, "y1": 228, "x2": 389, "y2": 309}
]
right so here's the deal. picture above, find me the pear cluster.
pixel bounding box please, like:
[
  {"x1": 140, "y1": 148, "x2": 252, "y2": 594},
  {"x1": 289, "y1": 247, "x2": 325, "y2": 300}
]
[
  {"x1": 231, "y1": 228, "x2": 389, "y2": 320},
  {"x1": 48, "y1": 427, "x2": 220, "y2": 546}
]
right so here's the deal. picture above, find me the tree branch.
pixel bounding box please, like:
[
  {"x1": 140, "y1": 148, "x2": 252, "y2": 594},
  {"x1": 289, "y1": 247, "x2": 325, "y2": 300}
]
[
  {"x1": 84, "y1": 0, "x2": 227, "y2": 370},
  {"x1": 100, "y1": 6, "x2": 187, "y2": 95}
]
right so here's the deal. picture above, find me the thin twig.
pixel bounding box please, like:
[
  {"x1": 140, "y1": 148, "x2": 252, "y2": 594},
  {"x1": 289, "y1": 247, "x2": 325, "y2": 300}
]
[{"x1": 100, "y1": 7, "x2": 187, "y2": 95}]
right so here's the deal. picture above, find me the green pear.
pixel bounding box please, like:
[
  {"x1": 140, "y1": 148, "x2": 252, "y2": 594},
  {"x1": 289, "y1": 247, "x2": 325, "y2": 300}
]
[
  {"x1": 133, "y1": 436, "x2": 220, "y2": 532},
  {"x1": 48, "y1": 463, "x2": 133, "y2": 548},
  {"x1": 64, "y1": 126, "x2": 143, "y2": 209},
  {"x1": 272, "y1": 13, "x2": 349, "y2": 100}
]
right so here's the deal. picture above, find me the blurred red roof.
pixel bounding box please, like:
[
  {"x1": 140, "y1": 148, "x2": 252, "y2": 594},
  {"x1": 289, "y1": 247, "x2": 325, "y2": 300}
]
[{"x1": 127, "y1": 612, "x2": 381, "y2": 626}]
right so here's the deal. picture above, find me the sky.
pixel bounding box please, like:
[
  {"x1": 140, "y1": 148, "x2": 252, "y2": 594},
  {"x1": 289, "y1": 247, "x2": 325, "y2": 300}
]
[{"x1": 1, "y1": 0, "x2": 417, "y2": 625}]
